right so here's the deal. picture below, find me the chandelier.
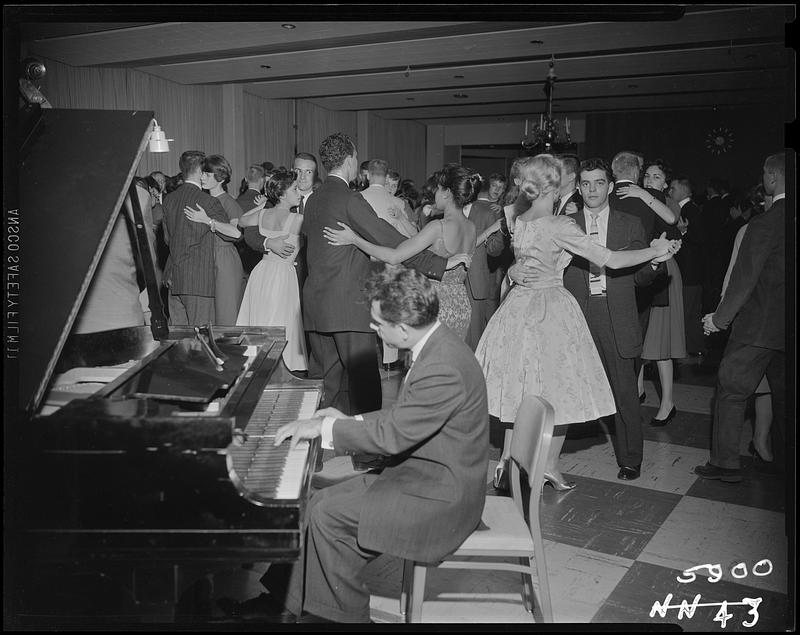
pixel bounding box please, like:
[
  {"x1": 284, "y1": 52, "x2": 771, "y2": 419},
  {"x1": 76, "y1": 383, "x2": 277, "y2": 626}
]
[{"x1": 521, "y1": 56, "x2": 574, "y2": 154}]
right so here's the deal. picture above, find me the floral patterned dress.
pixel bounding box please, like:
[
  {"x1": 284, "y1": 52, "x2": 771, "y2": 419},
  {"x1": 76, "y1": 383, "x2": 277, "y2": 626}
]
[
  {"x1": 429, "y1": 219, "x2": 473, "y2": 340},
  {"x1": 475, "y1": 215, "x2": 616, "y2": 425}
]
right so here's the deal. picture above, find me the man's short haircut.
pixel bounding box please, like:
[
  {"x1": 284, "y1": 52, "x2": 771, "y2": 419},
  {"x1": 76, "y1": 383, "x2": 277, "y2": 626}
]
[
  {"x1": 672, "y1": 176, "x2": 693, "y2": 196},
  {"x1": 611, "y1": 151, "x2": 640, "y2": 180},
  {"x1": 293, "y1": 152, "x2": 318, "y2": 167},
  {"x1": 764, "y1": 152, "x2": 786, "y2": 180},
  {"x1": 319, "y1": 132, "x2": 356, "y2": 172},
  {"x1": 386, "y1": 170, "x2": 401, "y2": 182},
  {"x1": 245, "y1": 164, "x2": 265, "y2": 184},
  {"x1": 368, "y1": 159, "x2": 389, "y2": 177},
  {"x1": 360, "y1": 160, "x2": 370, "y2": 171},
  {"x1": 580, "y1": 157, "x2": 614, "y2": 183},
  {"x1": 708, "y1": 177, "x2": 729, "y2": 194},
  {"x1": 489, "y1": 172, "x2": 507, "y2": 184},
  {"x1": 179, "y1": 150, "x2": 205, "y2": 178},
  {"x1": 556, "y1": 154, "x2": 581, "y2": 178},
  {"x1": 364, "y1": 264, "x2": 439, "y2": 328}
]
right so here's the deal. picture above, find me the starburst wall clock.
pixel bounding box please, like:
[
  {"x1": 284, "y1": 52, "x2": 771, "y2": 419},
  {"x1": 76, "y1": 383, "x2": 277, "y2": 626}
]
[{"x1": 705, "y1": 126, "x2": 735, "y2": 155}]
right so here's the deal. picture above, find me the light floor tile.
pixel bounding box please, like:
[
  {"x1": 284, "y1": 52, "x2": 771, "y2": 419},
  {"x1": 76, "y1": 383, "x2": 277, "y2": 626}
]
[
  {"x1": 541, "y1": 541, "x2": 634, "y2": 623},
  {"x1": 561, "y1": 438, "x2": 709, "y2": 495},
  {"x1": 637, "y1": 496, "x2": 788, "y2": 594}
]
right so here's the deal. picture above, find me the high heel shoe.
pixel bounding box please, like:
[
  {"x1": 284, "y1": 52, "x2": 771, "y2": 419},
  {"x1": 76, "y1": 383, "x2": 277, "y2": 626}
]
[
  {"x1": 543, "y1": 471, "x2": 576, "y2": 491},
  {"x1": 748, "y1": 440, "x2": 773, "y2": 463},
  {"x1": 650, "y1": 405, "x2": 677, "y2": 427}
]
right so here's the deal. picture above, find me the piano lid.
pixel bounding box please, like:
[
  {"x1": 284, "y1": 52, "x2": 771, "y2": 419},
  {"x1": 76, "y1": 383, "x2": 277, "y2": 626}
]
[{"x1": 19, "y1": 109, "x2": 155, "y2": 414}]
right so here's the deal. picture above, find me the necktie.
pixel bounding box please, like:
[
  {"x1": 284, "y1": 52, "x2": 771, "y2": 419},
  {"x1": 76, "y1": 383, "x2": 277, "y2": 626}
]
[
  {"x1": 588, "y1": 212, "x2": 604, "y2": 295},
  {"x1": 298, "y1": 195, "x2": 305, "y2": 215}
]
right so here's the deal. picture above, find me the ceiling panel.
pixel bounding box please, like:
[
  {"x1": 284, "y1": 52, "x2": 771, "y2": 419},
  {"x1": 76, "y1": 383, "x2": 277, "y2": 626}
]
[
  {"x1": 18, "y1": 5, "x2": 793, "y2": 125},
  {"x1": 243, "y1": 43, "x2": 789, "y2": 100}
]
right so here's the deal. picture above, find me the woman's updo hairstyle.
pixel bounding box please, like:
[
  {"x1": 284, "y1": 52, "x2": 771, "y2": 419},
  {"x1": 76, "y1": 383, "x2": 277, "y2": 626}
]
[
  {"x1": 264, "y1": 168, "x2": 297, "y2": 206},
  {"x1": 516, "y1": 153, "x2": 561, "y2": 201},
  {"x1": 436, "y1": 163, "x2": 482, "y2": 208}
]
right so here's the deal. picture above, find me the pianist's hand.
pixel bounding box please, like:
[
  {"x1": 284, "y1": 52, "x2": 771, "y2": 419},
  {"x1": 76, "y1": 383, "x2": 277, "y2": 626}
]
[{"x1": 274, "y1": 418, "x2": 322, "y2": 450}]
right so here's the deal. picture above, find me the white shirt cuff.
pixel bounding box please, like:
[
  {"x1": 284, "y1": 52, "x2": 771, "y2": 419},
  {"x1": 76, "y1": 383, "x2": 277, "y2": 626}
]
[{"x1": 321, "y1": 416, "x2": 336, "y2": 449}]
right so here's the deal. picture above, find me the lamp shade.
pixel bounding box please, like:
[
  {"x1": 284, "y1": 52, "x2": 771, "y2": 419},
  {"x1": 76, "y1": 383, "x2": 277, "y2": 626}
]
[{"x1": 149, "y1": 120, "x2": 171, "y2": 153}]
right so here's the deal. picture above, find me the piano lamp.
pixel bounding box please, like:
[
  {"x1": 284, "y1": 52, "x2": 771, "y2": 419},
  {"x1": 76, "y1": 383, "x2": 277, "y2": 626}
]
[{"x1": 149, "y1": 120, "x2": 173, "y2": 153}]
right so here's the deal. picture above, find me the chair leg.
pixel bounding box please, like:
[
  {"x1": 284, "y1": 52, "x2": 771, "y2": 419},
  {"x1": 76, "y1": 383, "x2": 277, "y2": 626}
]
[
  {"x1": 520, "y1": 558, "x2": 534, "y2": 613},
  {"x1": 407, "y1": 564, "x2": 427, "y2": 623},
  {"x1": 400, "y1": 560, "x2": 413, "y2": 616},
  {"x1": 531, "y1": 552, "x2": 553, "y2": 622}
]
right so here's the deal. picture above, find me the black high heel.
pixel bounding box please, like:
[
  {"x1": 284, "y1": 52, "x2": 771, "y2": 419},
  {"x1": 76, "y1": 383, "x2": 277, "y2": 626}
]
[{"x1": 650, "y1": 405, "x2": 677, "y2": 427}]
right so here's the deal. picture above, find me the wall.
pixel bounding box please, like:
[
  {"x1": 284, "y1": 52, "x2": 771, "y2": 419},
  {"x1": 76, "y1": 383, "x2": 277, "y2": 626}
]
[
  {"x1": 366, "y1": 113, "x2": 427, "y2": 185},
  {"x1": 296, "y1": 100, "x2": 357, "y2": 179},
  {"x1": 585, "y1": 105, "x2": 785, "y2": 193},
  {"x1": 37, "y1": 57, "x2": 224, "y2": 179},
  {"x1": 242, "y1": 92, "x2": 295, "y2": 170}
]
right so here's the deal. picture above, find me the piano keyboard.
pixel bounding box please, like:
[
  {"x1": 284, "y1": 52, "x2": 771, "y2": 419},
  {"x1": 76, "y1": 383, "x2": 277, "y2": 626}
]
[{"x1": 229, "y1": 389, "x2": 319, "y2": 501}]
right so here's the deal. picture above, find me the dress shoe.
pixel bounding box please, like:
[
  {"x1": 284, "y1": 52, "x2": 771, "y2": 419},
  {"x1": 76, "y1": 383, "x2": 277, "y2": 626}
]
[
  {"x1": 543, "y1": 471, "x2": 576, "y2": 491},
  {"x1": 694, "y1": 462, "x2": 742, "y2": 483},
  {"x1": 617, "y1": 465, "x2": 641, "y2": 480},
  {"x1": 216, "y1": 593, "x2": 296, "y2": 622},
  {"x1": 650, "y1": 406, "x2": 677, "y2": 427}
]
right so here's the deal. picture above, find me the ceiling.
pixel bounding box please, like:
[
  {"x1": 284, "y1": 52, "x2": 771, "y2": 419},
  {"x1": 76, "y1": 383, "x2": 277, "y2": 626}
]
[{"x1": 17, "y1": 5, "x2": 794, "y2": 126}]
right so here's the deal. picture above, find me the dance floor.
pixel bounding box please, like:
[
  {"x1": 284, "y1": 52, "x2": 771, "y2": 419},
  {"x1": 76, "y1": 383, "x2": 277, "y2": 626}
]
[
  {"x1": 361, "y1": 356, "x2": 793, "y2": 629},
  {"x1": 142, "y1": 353, "x2": 791, "y2": 630}
]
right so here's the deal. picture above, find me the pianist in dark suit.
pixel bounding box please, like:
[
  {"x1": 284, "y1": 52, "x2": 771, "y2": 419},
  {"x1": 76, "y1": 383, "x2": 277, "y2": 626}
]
[{"x1": 262, "y1": 265, "x2": 489, "y2": 623}]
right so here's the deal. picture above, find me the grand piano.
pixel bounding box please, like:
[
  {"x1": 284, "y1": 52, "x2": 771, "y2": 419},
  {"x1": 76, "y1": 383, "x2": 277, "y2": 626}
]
[{"x1": 7, "y1": 109, "x2": 322, "y2": 625}]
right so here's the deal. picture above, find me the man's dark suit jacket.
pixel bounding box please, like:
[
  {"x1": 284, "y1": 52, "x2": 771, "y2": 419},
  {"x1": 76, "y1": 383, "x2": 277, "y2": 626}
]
[
  {"x1": 610, "y1": 181, "x2": 668, "y2": 309},
  {"x1": 610, "y1": 180, "x2": 666, "y2": 240},
  {"x1": 332, "y1": 323, "x2": 488, "y2": 563},
  {"x1": 563, "y1": 208, "x2": 662, "y2": 358},
  {"x1": 236, "y1": 188, "x2": 264, "y2": 273},
  {"x1": 302, "y1": 177, "x2": 446, "y2": 333},
  {"x1": 713, "y1": 199, "x2": 785, "y2": 351},
  {"x1": 162, "y1": 182, "x2": 230, "y2": 296},
  {"x1": 557, "y1": 189, "x2": 583, "y2": 215},
  {"x1": 466, "y1": 199, "x2": 504, "y2": 301},
  {"x1": 675, "y1": 200, "x2": 705, "y2": 286}
]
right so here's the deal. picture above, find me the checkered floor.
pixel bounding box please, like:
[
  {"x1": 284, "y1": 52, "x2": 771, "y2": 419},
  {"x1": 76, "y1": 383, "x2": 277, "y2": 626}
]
[{"x1": 364, "y1": 361, "x2": 792, "y2": 630}]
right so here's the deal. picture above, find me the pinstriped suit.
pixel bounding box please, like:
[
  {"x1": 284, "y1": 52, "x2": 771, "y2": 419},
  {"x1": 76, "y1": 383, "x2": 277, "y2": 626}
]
[
  {"x1": 265, "y1": 323, "x2": 489, "y2": 622},
  {"x1": 162, "y1": 182, "x2": 230, "y2": 324}
]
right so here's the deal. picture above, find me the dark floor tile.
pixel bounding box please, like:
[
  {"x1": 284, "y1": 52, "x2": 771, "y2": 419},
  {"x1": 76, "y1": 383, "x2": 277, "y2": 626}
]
[
  {"x1": 686, "y1": 458, "x2": 788, "y2": 513},
  {"x1": 594, "y1": 560, "x2": 790, "y2": 631},
  {"x1": 537, "y1": 476, "x2": 682, "y2": 560},
  {"x1": 640, "y1": 406, "x2": 713, "y2": 450}
]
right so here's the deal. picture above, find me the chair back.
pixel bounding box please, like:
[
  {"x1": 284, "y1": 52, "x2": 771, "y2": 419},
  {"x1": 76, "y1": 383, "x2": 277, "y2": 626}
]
[{"x1": 508, "y1": 395, "x2": 556, "y2": 519}]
